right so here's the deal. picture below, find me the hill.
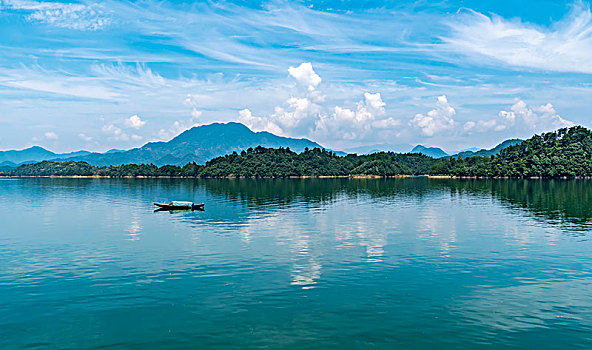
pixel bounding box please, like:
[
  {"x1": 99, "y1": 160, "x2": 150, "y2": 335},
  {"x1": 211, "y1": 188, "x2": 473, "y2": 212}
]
[
  {"x1": 61, "y1": 122, "x2": 325, "y2": 166},
  {"x1": 430, "y1": 126, "x2": 592, "y2": 177},
  {"x1": 6, "y1": 147, "x2": 438, "y2": 177},
  {"x1": 410, "y1": 145, "x2": 449, "y2": 158},
  {"x1": 452, "y1": 139, "x2": 522, "y2": 158},
  {"x1": 0, "y1": 146, "x2": 56, "y2": 164},
  {"x1": 341, "y1": 143, "x2": 413, "y2": 154},
  {"x1": 0, "y1": 146, "x2": 91, "y2": 166},
  {"x1": 8, "y1": 126, "x2": 592, "y2": 178}
]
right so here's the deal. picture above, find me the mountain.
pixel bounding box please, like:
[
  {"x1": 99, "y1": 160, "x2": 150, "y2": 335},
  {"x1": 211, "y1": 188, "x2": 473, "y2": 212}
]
[
  {"x1": 63, "y1": 122, "x2": 325, "y2": 166},
  {"x1": 0, "y1": 146, "x2": 56, "y2": 164},
  {"x1": 429, "y1": 126, "x2": 591, "y2": 177},
  {"x1": 0, "y1": 161, "x2": 18, "y2": 171},
  {"x1": 448, "y1": 147, "x2": 479, "y2": 154},
  {"x1": 410, "y1": 145, "x2": 449, "y2": 158},
  {"x1": 341, "y1": 143, "x2": 413, "y2": 154},
  {"x1": 61, "y1": 150, "x2": 92, "y2": 158},
  {"x1": 0, "y1": 146, "x2": 91, "y2": 165},
  {"x1": 452, "y1": 139, "x2": 522, "y2": 158}
]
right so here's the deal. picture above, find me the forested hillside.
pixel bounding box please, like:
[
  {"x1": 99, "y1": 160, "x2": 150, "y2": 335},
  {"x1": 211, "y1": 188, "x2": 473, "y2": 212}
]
[
  {"x1": 6, "y1": 147, "x2": 438, "y2": 177},
  {"x1": 4, "y1": 126, "x2": 592, "y2": 178},
  {"x1": 431, "y1": 126, "x2": 592, "y2": 177}
]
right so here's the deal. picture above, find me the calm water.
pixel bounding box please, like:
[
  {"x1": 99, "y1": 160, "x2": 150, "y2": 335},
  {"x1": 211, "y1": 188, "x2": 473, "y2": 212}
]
[{"x1": 1, "y1": 178, "x2": 592, "y2": 349}]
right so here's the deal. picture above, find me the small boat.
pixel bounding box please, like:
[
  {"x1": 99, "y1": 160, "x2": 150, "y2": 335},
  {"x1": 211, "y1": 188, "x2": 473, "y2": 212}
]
[{"x1": 153, "y1": 201, "x2": 205, "y2": 211}]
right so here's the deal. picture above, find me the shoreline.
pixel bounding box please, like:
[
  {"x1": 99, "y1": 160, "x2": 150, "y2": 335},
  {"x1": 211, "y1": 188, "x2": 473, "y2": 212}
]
[{"x1": 2, "y1": 174, "x2": 592, "y2": 180}]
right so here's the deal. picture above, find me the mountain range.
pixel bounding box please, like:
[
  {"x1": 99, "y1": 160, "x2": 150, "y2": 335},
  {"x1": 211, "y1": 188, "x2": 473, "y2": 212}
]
[
  {"x1": 1, "y1": 122, "x2": 324, "y2": 168},
  {"x1": 0, "y1": 146, "x2": 91, "y2": 165},
  {"x1": 410, "y1": 145, "x2": 449, "y2": 158},
  {"x1": 341, "y1": 143, "x2": 413, "y2": 154},
  {"x1": 0, "y1": 122, "x2": 524, "y2": 168},
  {"x1": 452, "y1": 139, "x2": 523, "y2": 158},
  {"x1": 408, "y1": 139, "x2": 523, "y2": 159}
]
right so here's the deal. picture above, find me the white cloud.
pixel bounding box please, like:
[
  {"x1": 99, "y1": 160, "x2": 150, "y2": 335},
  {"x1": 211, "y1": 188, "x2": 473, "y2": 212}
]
[
  {"x1": 233, "y1": 64, "x2": 401, "y2": 144},
  {"x1": 0, "y1": 65, "x2": 120, "y2": 100},
  {"x1": 463, "y1": 119, "x2": 506, "y2": 133},
  {"x1": 444, "y1": 4, "x2": 592, "y2": 73},
  {"x1": 498, "y1": 100, "x2": 574, "y2": 131},
  {"x1": 238, "y1": 108, "x2": 283, "y2": 134},
  {"x1": 44, "y1": 131, "x2": 58, "y2": 140},
  {"x1": 464, "y1": 100, "x2": 574, "y2": 135},
  {"x1": 364, "y1": 92, "x2": 386, "y2": 111},
  {"x1": 249, "y1": 65, "x2": 400, "y2": 141},
  {"x1": 125, "y1": 114, "x2": 146, "y2": 129},
  {"x1": 288, "y1": 62, "x2": 322, "y2": 91},
  {"x1": 92, "y1": 63, "x2": 166, "y2": 89},
  {"x1": 409, "y1": 95, "x2": 455, "y2": 137},
  {"x1": 78, "y1": 133, "x2": 93, "y2": 142},
  {"x1": 157, "y1": 110, "x2": 202, "y2": 141},
  {"x1": 1, "y1": 0, "x2": 111, "y2": 31},
  {"x1": 272, "y1": 97, "x2": 320, "y2": 135},
  {"x1": 102, "y1": 124, "x2": 129, "y2": 141},
  {"x1": 315, "y1": 92, "x2": 400, "y2": 140}
]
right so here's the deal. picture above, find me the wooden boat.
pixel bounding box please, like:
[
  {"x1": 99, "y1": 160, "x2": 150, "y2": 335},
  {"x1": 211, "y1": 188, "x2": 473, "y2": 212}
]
[{"x1": 153, "y1": 201, "x2": 205, "y2": 211}]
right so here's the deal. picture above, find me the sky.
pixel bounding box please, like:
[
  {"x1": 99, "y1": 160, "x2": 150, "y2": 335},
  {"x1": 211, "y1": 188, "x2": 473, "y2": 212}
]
[{"x1": 0, "y1": 0, "x2": 591, "y2": 153}]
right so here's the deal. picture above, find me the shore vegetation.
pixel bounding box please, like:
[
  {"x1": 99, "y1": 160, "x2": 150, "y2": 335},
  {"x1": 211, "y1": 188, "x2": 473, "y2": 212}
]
[{"x1": 4, "y1": 126, "x2": 592, "y2": 179}]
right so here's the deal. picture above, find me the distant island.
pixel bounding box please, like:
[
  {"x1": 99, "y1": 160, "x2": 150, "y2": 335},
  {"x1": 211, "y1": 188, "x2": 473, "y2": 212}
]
[{"x1": 2, "y1": 126, "x2": 591, "y2": 178}]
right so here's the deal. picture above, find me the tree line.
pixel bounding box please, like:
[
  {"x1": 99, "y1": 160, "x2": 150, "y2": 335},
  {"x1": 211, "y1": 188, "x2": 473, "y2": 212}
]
[{"x1": 4, "y1": 126, "x2": 592, "y2": 178}]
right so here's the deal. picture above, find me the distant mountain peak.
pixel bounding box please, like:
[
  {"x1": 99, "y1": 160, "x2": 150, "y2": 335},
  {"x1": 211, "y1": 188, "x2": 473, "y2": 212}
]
[
  {"x1": 452, "y1": 138, "x2": 523, "y2": 158},
  {"x1": 411, "y1": 145, "x2": 449, "y2": 158},
  {"x1": 52, "y1": 122, "x2": 325, "y2": 167}
]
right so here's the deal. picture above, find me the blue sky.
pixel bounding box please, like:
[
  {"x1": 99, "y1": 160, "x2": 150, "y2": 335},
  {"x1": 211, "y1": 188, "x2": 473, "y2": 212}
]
[{"x1": 0, "y1": 0, "x2": 591, "y2": 152}]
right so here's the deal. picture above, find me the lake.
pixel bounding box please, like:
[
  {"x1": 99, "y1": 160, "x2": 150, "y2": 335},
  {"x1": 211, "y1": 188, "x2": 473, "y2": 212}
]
[{"x1": 1, "y1": 178, "x2": 592, "y2": 349}]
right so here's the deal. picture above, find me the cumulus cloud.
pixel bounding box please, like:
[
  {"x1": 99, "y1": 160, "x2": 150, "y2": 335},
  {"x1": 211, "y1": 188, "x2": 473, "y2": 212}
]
[
  {"x1": 157, "y1": 110, "x2": 202, "y2": 140},
  {"x1": 444, "y1": 4, "x2": 592, "y2": 73},
  {"x1": 234, "y1": 64, "x2": 402, "y2": 143},
  {"x1": 464, "y1": 100, "x2": 574, "y2": 135},
  {"x1": 499, "y1": 100, "x2": 573, "y2": 131},
  {"x1": 238, "y1": 108, "x2": 283, "y2": 134},
  {"x1": 271, "y1": 96, "x2": 322, "y2": 136},
  {"x1": 125, "y1": 114, "x2": 146, "y2": 129},
  {"x1": 288, "y1": 62, "x2": 322, "y2": 91},
  {"x1": 44, "y1": 131, "x2": 58, "y2": 140},
  {"x1": 315, "y1": 92, "x2": 399, "y2": 140},
  {"x1": 102, "y1": 124, "x2": 129, "y2": 141},
  {"x1": 409, "y1": 95, "x2": 455, "y2": 137},
  {"x1": 241, "y1": 63, "x2": 402, "y2": 142}
]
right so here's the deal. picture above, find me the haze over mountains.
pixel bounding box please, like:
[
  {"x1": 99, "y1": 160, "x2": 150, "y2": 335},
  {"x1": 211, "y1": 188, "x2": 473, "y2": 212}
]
[
  {"x1": 407, "y1": 139, "x2": 523, "y2": 159},
  {"x1": 1, "y1": 123, "x2": 324, "y2": 168},
  {"x1": 0, "y1": 122, "x2": 523, "y2": 169},
  {"x1": 410, "y1": 145, "x2": 449, "y2": 158}
]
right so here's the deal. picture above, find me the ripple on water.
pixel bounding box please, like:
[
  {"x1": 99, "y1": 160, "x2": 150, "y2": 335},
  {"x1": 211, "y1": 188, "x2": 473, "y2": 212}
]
[{"x1": 1, "y1": 178, "x2": 592, "y2": 349}]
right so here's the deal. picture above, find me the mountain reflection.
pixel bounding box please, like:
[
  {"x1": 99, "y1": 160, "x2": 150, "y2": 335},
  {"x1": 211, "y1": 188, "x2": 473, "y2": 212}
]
[
  {"x1": 15, "y1": 177, "x2": 592, "y2": 231},
  {"x1": 4, "y1": 177, "x2": 592, "y2": 349},
  {"x1": 195, "y1": 178, "x2": 592, "y2": 231}
]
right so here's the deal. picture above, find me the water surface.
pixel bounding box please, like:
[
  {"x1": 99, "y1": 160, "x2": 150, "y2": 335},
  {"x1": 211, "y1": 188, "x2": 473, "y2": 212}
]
[{"x1": 1, "y1": 178, "x2": 591, "y2": 349}]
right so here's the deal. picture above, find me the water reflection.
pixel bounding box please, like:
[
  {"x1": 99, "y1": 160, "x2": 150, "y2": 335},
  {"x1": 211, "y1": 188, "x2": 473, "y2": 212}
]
[
  {"x1": 2, "y1": 178, "x2": 592, "y2": 349},
  {"x1": 195, "y1": 178, "x2": 592, "y2": 234},
  {"x1": 126, "y1": 214, "x2": 142, "y2": 241},
  {"x1": 15, "y1": 177, "x2": 592, "y2": 230}
]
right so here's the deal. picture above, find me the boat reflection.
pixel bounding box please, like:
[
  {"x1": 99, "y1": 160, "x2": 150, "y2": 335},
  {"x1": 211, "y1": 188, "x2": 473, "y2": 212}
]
[{"x1": 153, "y1": 207, "x2": 205, "y2": 214}]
